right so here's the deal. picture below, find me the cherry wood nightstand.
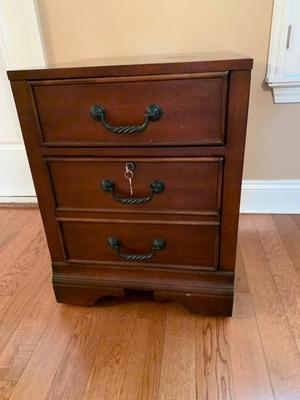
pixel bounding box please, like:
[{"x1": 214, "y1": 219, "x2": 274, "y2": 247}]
[{"x1": 8, "y1": 53, "x2": 252, "y2": 315}]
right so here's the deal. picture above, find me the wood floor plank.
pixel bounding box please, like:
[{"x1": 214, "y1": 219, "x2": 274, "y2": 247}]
[
  {"x1": 0, "y1": 222, "x2": 46, "y2": 297},
  {"x1": 273, "y1": 214, "x2": 300, "y2": 272},
  {"x1": 227, "y1": 293, "x2": 274, "y2": 400},
  {"x1": 196, "y1": 317, "x2": 235, "y2": 400},
  {"x1": 82, "y1": 301, "x2": 139, "y2": 400},
  {"x1": 117, "y1": 302, "x2": 166, "y2": 400},
  {"x1": 0, "y1": 297, "x2": 11, "y2": 314},
  {"x1": 45, "y1": 307, "x2": 102, "y2": 400},
  {"x1": 9, "y1": 305, "x2": 83, "y2": 400},
  {"x1": 239, "y1": 214, "x2": 300, "y2": 399},
  {"x1": 0, "y1": 209, "x2": 14, "y2": 246},
  {"x1": 0, "y1": 278, "x2": 57, "y2": 382},
  {"x1": 0, "y1": 227, "x2": 51, "y2": 354},
  {"x1": 0, "y1": 213, "x2": 41, "y2": 290},
  {"x1": 0, "y1": 211, "x2": 36, "y2": 261},
  {"x1": 291, "y1": 215, "x2": 300, "y2": 230},
  {"x1": 0, "y1": 209, "x2": 38, "y2": 251},
  {"x1": 254, "y1": 215, "x2": 300, "y2": 351},
  {"x1": 0, "y1": 262, "x2": 50, "y2": 356},
  {"x1": 234, "y1": 244, "x2": 249, "y2": 293},
  {"x1": 0, "y1": 380, "x2": 14, "y2": 400},
  {"x1": 117, "y1": 318, "x2": 152, "y2": 400},
  {"x1": 158, "y1": 304, "x2": 196, "y2": 400}
]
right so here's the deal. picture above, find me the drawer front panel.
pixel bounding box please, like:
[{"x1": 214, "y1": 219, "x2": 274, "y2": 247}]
[
  {"x1": 32, "y1": 73, "x2": 228, "y2": 146},
  {"x1": 60, "y1": 220, "x2": 219, "y2": 270},
  {"x1": 48, "y1": 157, "x2": 223, "y2": 214}
]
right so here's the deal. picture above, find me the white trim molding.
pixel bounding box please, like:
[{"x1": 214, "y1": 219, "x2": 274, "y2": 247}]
[
  {"x1": 0, "y1": 0, "x2": 46, "y2": 197},
  {"x1": 267, "y1": 82, "x2": 300, "y2": 103},
  {"x1": 0, "y1": 0, "x2": 46, "y2": 68},
  {"x1": 240, "y1": 180, "x2": 300, "y2": 214},
  {"x1": 0, "y1": 144, "x2": 35, "y2": 197},
  {"x1": 266, "y1": 0, "x2": 300, "y2": 103},
  {"x1": 0, "y1": 197, "x2": 37, "y2": 204}
]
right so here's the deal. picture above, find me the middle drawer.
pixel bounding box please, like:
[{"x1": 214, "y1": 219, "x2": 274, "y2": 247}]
[{"x1": 47, "y1": 157, "x2": 223, "y2": 214}]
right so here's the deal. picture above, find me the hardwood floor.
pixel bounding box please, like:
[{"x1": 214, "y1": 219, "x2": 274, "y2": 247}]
[{"x1": 0, "y1": 207, "x2": 300, "y2": 400}]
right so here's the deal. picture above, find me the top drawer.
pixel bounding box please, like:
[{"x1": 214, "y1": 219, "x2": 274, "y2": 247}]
[{"x1": 31, "y1": 72, "x2": 228, "y2": 147}]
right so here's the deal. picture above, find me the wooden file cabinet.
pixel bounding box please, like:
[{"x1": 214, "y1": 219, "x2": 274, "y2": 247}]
[{"x1": 8, "y1": 53, "x2": 252, "y2": 315}]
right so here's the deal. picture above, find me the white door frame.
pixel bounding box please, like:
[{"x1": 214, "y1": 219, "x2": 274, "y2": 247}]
[{"x1": 0, "y1": 0, "x2": 45, "y2": 201}]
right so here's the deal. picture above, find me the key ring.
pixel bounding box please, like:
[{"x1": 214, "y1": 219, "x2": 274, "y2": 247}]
[{"x1": 124, "y1": 169, "x2": 133, "y2": 180}]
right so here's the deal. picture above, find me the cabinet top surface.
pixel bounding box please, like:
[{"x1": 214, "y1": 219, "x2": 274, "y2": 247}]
[{"x1": 7, "y1": 52, "x2": 253, "y2": 81}]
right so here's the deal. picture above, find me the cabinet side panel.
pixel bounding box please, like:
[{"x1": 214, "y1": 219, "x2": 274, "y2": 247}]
[
  {"x1": 10, "y1": 80, "x2": 65, "y2": 261},
  {"x1": 219, "y1": 70, "x2": 251, "y2": 271}
]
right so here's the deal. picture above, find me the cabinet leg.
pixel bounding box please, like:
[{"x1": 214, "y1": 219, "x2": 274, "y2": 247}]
[
  {"x1": 54, "y1": 285, "x2": 125, "y2": 306},
  {"x1": 153, "y1": 290, "x2": 233, "y2": 316}
]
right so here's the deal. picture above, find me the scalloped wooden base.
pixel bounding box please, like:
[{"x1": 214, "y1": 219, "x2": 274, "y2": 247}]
[
  {"x1": 54, "y1": 285, "x2": 125, "y2": 306},
  {"x1": 54, "y1": 285, "x2": 233, "y2": 316},
  {"x1": 153, "y1": 290, "x2": 233, "y2": 315}
]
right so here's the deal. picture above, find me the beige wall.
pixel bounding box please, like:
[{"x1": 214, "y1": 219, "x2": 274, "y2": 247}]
[{"x1": 37, "y1": 0, "x2": 300, "y2": 179}]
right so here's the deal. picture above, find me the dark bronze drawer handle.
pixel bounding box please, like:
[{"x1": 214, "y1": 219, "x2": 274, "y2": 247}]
[
  {"x1": 108, "y1": 237, "x2": 166, "y2": 261},
  {"x1": 90, "y1": 104, "x2": 162, "y2": 134},
  {"x1": 101, "y1": 179, "x2": 165, "y2": 204}
]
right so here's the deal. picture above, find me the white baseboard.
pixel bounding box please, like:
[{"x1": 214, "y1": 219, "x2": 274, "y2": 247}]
[
  {"x1": 0, "y1": 144, "x2": 35, "y2": 196},
  {"x1": 0, "y1": 175, "x2": 299, "y2": 214},
  {"x1": 240, "y1": 180, "x2": 300, "y2": 213},
  {"x1": 0, "y1": 196, "x2": 37, "y2": 203}
]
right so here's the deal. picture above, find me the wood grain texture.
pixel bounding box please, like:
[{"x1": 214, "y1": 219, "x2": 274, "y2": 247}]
[
  {"x1": 116, "y1": 303, "x2": 165, "y2": 400},
  {"x1": 0, "y1": 210, "x2": 41, "y2": 282},
  {"x1": 196, "y1": 317, "x2": 235, "y2": 400},
  {"x1": 291, "y1": 215, "x2": 300, "y2": 230},
  {"x1": 81, "y1": 302, "x2": 139, "y2": 400},
  {"x1": 0, "y1": 381, "x2": 14, "y2": 400},
  {"x1": 60, "y1": 219, "x2": 219, "y2": 270},
  {"x1": 228, "y1": 293, "x2": 274, "y2": 400},
  {"x1": 219, "y1": 70, "x2": 251, "y2": 272},
  {"x1": 9, "y1": 56, "x2": 252, "y2": 315},
  {"x1": 0, "y1": 217, "x2": 45, "y2": 296},
  {"x1": 47, "y1": 157, "x2": 223, "y2": 214},
  {"x1": 239, "y1": 214, "x2": 300, "y2": 399},
  {"x1": 7, "y1": 52, "x2": 253, "y2": 81},
  {"x1": 0, "y1": 213, "x2": 51, "y2": 357},
  {"x1": 32, "y1": 73, "x2": 227, "y2": 146},
  {"x1": 157, "y1": 304, "x2": 196, "y2": 400},
  {"x1": 2, "y1": 208, "x2": 300, "y2": 400},
  {"x1": 45, "y1": 307, "x2": 102, "y2": 400},
  {"x1": 0, "y1": 209, "x2": 35, "y2": 249},
  {"x1": 273, "y1": 214, "x2": 300, "y2": 272},
  {"x1": 233, "y1": 244, "x2": 249, "y2": 293},
  {"x1": 9, "y1": 306, "x2": 81, "y2": 400},
  {"x1": 0, "y1": 279, "x2": 57, "y2": 382},
  {"x1": 254, "y1": 215, "x2": 300, "y2": 352}
]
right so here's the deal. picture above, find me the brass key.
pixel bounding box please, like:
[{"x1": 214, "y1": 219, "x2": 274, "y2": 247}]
[{"x1": 124, "y1": 162, "x2": 135, "y2": 196}]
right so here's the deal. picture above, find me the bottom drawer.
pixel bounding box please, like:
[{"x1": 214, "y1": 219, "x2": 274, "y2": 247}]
[{"x1": 60, "y1": 220, "x2": 219, "y2": 271}]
